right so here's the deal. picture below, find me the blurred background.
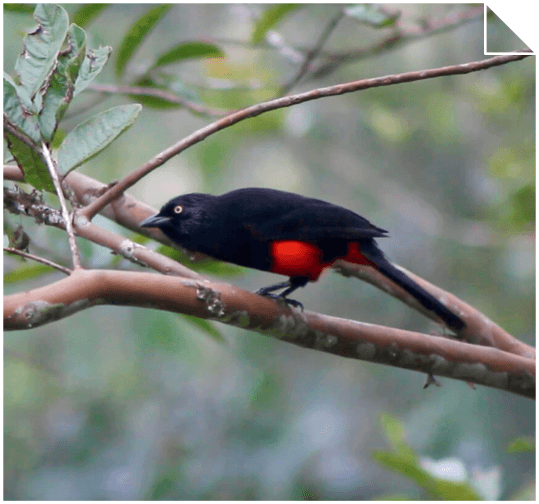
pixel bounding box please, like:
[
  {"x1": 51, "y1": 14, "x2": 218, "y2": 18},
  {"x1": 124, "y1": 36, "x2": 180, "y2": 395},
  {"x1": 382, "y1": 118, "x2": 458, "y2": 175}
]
[{"x1": 4, "y1": 4, "x2": 535, "y2": 499}]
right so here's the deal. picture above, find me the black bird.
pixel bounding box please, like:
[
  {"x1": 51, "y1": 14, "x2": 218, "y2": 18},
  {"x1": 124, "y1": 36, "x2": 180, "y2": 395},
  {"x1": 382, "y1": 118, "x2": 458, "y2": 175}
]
[{"x1": 140, "y1": 188, "x2": 464, "y2": 330}]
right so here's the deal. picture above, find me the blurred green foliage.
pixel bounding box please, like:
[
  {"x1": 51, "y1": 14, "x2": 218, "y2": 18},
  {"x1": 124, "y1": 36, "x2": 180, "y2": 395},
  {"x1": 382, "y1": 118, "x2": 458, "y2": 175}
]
[{"x1": 4, "y1": 4, "x2": 534, "y2": 500}]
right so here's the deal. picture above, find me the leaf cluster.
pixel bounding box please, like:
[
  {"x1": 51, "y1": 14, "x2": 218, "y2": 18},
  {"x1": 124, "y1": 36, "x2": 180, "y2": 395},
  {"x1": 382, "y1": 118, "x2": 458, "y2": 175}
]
[{"x1": 4, "y1": 4, "x2": 138, "y2": 191}]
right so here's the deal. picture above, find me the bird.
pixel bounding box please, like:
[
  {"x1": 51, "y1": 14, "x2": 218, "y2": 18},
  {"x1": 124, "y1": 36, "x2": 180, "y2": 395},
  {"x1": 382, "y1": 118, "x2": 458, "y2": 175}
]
[{"x1": 140, "y1": 187, "x2": 464, "y2": 330}]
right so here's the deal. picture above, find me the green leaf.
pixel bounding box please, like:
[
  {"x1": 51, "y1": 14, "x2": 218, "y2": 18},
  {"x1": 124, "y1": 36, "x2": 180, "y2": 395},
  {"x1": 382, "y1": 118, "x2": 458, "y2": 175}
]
[
  {"x1": 115, "y1": 4, "x2": 173, "y2": 77},
  {"x1": 4, "y1": 131, "x2": 53, "y2": 192},
  {"x1": 74, "y1": 45, "x2": 112, "y2": 97},
  {"x1": 149, "y1": 474, "x2": 175, "y2": 500},
  {"x1": 14, "y1": 4, "x2": 69, "y2": 99},
  {"x1": 252, "y1": 4, "x2": 301, "y2": 44},
  {"x1": 39, "y1": 23, "x2": 87, "y2": 141},
  {"x1": 345, "y1": 4, "x2": 400, "y2": 28},
  {"x1": 373, "y1": 451, "x2": 429, "y2": 486},
  {"x1": 374, "y1": 415, "x2": 481, "y2": 500},
  {"x1": 250, "y1": 374, "x2": 281, "y2": 408},
  {"x1": 432, "y1": 480, "x2": 481, "y2": 501},
  {"x1": 192, "y1": 260, "x2": 246, "y2": 277},
  {"x1": 373, "y1": 452, "x2": 480, "y2": 500},
  {"x1": 379, "y1": 413, "x2": 415, "y2": 458},
  {"x1": 72, "y1": 3, "x2": 109, "y2": 28},
  {"x1": 58, "y1": 25, "x2": 87, "y2": 83},
  {"x1": 4, "y1": 74, "x2": 40, "y2": 143},
  {"x1": 180, "y1": 314, "x2": 225, "y2": 343},
  {"x1": 50, "y1": 127, "x2": 66, "y2": 149},
  {"x1": 153, "y1": 41, "x2": 224, "y2": 68},
  {"x1": 57, "y1": 104, "x2": 142, "y2": 175}
]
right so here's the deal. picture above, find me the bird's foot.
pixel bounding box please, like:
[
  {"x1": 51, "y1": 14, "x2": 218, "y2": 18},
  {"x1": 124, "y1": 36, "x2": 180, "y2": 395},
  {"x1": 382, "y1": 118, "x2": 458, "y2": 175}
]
[{"x1": 256, "y1": 291, "x2": 304, "y2": 311}]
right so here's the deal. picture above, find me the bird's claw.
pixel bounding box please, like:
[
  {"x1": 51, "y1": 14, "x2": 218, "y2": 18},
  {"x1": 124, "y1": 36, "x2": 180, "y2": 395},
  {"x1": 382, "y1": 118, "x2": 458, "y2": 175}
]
[{"x1": 257, "y1": 292, "x2": 304, "y2": 311}]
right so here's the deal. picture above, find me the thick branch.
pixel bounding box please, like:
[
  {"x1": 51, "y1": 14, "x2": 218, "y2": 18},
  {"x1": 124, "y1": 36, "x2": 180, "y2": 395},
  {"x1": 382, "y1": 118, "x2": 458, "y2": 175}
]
[
  {"x1": 3, "y1": 269, "x2": 534, "y2": 398},
  {"x1": 333, "y1": 260, "x2": 535, "y2": 360},
  {"x1": 6, "y1": 166, "x2": 534, "y2": 359}
]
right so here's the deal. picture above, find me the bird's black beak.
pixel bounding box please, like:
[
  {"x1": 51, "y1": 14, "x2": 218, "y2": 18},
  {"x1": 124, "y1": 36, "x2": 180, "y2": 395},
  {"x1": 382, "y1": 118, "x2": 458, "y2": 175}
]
[{"x1": 139, "y1": 214, "x2": 171, "y2": 228}]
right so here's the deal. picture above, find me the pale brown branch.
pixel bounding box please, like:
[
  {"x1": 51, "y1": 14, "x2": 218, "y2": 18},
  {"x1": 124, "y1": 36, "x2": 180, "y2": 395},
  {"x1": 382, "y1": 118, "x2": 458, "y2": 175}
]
[
  {"x1": 7, "y1": 166, "x2": 533, "y2": 361},
  {"x1": 334, "y1": 260, "x2": 535, "y2": 360},
  {"x1": 77, "y1": 219, "x2": 203, "y2": 279},
  {"x1": 4, "y1": 164, "x2": 24, "y2": 181},
  {"x1": 41, "y1": 143, "x2": 81, "y2": 269},
  {"x1": 3, "y1": 269, "x2": 534, "y2": 399},
  {"x1": 4, "y1": 174, "x2": 203, "y2": 280},
  {"x1": 79, "y1": 52, "x2": 530, "y2": 221}
]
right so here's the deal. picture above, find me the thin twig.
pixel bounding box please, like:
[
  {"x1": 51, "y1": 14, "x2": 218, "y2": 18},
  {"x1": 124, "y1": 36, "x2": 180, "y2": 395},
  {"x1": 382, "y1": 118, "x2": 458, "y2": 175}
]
[
  {"x1": 211, "y1": 5, "x2": 484, "y2": 57},
  {"x1": 3, "y1": 175, "x2": 202, "y2": 280},
  {"x1": 87, "y1": 83, "x2": 230, "y2": 117},
  {"x1": 4, "y1": 246, "x2": 72, "y2": 275},
  {"x1": 41, "y1": 143, "x2": 82, "y2": 269},
  {"x1": 79, "y1": 52, "x2": 530, "y2": 221},
  {"x1": 312, "y1": 5, "x2": 485, "y2": 78},
  {"x1": 279, "y1": 11, "x2": 345, "y2": 96},
  {"x1": 208, "y1": 5, "x2": 485, "y2": 81}
]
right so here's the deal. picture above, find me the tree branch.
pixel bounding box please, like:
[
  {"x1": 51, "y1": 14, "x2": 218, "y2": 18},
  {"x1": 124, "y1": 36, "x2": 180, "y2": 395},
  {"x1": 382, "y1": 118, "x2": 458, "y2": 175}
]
[
  {"x1": 41, "y1": 143, "x2": 81, "y2": 269},
  {"x1": 4, "y1": 246, "x2": 72, "y2": 275},
  {"x1": 311, "y1": 5, "x2": 486, "y2": 77},
  {"x1": 7, "y1": 165, "x2": 534, "y2": 360},
  {"x1": 78, "y1": 52, "x2": 530, "y2": 221},
  {"x1": 278, "y1": 11, "x2": 345, "y2": 95},
  {"x1": 333, "y1": 260, "x2": 535, "y2": 359},
  {"x1": 4, "y1": 176, "x2": 202, "y2": 280},
  {"x1": 3, "y1": 269, "x2": 534, "y2": 399},
  {"x1": 87, "y1": 83, "x2": 230, "y2": 117}
]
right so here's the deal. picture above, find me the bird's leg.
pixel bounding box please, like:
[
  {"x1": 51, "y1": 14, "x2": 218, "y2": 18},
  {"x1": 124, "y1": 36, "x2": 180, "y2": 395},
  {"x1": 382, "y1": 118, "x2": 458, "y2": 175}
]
[
  {"x1": 256, "y1": 277, "x2": 308, "y2": 310},
  {"x1": 255, "y1": 281, "x2": 291, "y2": 296}
]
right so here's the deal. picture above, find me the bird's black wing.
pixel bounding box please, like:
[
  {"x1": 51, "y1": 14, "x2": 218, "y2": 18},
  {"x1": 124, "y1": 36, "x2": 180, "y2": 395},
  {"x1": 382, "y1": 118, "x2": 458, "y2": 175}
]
[
  {"x1": 211, "y1": 188, "x2": 388, "y2": 242},
  {"x1": 254, "y1": 202, "x2": 388, "y2": 242}
]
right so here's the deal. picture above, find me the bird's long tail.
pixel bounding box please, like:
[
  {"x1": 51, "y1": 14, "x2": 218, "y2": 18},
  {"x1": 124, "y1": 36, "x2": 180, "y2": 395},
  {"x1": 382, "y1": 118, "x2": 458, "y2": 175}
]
[{"x1": 361, "y1": 242, "x2": 465, "y2": 331}]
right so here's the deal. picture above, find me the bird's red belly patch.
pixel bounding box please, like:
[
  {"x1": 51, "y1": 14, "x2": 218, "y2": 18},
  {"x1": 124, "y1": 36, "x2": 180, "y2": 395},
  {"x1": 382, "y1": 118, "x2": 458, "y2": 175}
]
[
  {"x1": 269, "y1": 240, "x2": 329, "y2": 280},
  {"x1": 269, "y1": 240, "x2": 377, "y2": 280}
]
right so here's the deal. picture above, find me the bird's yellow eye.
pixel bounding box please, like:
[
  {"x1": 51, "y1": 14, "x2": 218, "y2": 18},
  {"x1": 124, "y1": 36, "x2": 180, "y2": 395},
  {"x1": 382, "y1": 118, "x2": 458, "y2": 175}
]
[{"x1": 173, "y1": 205, "x2": 183, "y2": 214}]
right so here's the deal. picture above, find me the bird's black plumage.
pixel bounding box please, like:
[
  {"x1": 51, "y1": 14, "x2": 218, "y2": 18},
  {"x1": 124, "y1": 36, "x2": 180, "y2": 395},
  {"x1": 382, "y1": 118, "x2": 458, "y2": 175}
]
[{"x1": 140, "y1": 188, "x2": 464, "y2": 330}]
